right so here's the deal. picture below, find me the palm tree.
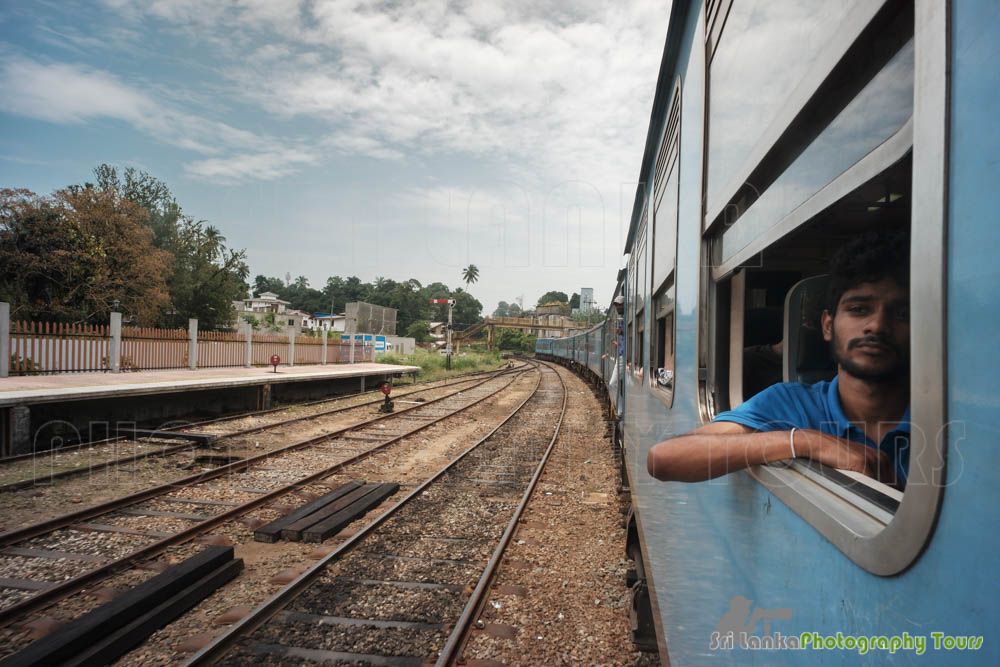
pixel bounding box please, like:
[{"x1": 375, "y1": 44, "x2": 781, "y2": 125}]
[{"x1": 461, "y1": 264, "x2": 479, "y2": 286}]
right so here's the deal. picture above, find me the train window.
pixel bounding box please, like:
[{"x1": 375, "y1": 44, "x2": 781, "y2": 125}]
[
  {"x1": 651, "y1": 282, "x2": 675, "y2": 407},
  {"x1": 696, "y1": 0, "x2": 946, "y2": 575},
  {"x1": 717, "y1": 37, "x2": 914, "y2": 268},
  {"x1": 651, "y1": 79, "x2": 680, "y2": 406},
  {"x1": 632, "y1": 217, "x2": 647, "y2": 376},
  {"x1": 705, "y1": 0, "x2": 906, "y2": 223}
]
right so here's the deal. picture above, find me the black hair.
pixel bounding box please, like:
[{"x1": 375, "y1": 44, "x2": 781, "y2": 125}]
[{"x1": 826, "y1": 229, "x2": 909, "y2": 315}]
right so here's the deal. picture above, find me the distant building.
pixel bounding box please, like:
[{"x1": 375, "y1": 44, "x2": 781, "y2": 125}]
[
  {"x1": 536, "y1": 301, "x2": 568, "y2": 316},
  {"x1": 233, "y1": 292, "x2": 292, "y2": 329},
  {"x1": 236, "y1": 292, "x2": 289, "y2": 316},
  {"x1": 285, "y1": 309, "x2": 310, "y2": 331},
  {"x1": 580, "y1": 287, "x2": 595, "y2": 312},
  {"x1": 345, "y1": 301, "x2": 397, "y2": 335},
  {"x1": 311, "y1": 314, "x2": 347, "y2": 332}
]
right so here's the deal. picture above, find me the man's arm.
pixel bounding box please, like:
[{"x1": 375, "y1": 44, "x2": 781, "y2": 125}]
[{"x1": 646, "y1": 421, "x2": 895, "y2": 483}]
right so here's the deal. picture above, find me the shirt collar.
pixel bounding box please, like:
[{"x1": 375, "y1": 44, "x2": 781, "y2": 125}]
[{"x1": 827, "y1": 375, "x2": 911, "y2": 440}]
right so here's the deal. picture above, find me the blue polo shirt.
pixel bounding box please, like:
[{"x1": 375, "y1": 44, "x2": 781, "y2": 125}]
[{"x1": 713, "y1": 377, "x2": 910, "y2": 485}]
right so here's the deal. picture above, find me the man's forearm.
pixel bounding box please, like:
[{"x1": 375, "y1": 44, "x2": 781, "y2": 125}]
[{"x1": 646, "y1": 430, "x2": 793, "y2": 482}]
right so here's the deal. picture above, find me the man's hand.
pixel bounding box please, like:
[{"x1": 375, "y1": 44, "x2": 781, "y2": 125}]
[{"x1": 793, "y1": 429, "x2": 896, "y2": 485}]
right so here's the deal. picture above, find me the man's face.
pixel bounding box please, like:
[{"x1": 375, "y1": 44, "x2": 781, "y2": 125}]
[{"x1": 822, "y1": 277, "x2": 910, "y2": 382}]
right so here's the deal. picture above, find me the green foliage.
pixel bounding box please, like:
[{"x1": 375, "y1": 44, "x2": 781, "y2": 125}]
[
  {"x1": 461, "y1": 264, "x2": 479, "y2": 286},
  {"x1": 451, "y1": 289, "x2": 483, "y2": 331},
  {"x1": 164, "y1": 219, "x2": 248, "y2": 330},
  {"x1": 537, "y1": 290, "x2": 569, "y2": 307},
  {"x1": 570, "y1": 292, "x2": 580, "y2": 309},
  {"x1": 406, "y1": 320, "x2": 431, "y2": 342},
  {"x1": 493, "y1": 301, "x2": 509, "y2": 317},
  {"x1": 0, "y1": 186, "x2": 172, "y2": 324},
  {"x1": 93, "y1": 164, "x2": 248, "y2": 330},
  {"x1": 496, "y1": 328, "x2": 536, "y2": 353},
  {"x1": 379, "y1": 348, "x2": 503, "y2": 381}
]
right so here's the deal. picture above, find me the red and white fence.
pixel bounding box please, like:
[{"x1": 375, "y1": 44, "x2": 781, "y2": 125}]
[
  {"x1": 121, "y1": 326, "x2": 188, "y2": 370},
  {"x1": 0, "y1": 302, "x2": 377, "y2": 377},
  {"x1": 251, "y1": 333, "x2": 290, "y2": 367},
  {"x1": 8, "y1": 321, "x2": 111, "y2": 374}
]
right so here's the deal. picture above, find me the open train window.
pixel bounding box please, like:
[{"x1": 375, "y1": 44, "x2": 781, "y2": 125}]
[
  {"x1": 651, "y1": 282, "x2": 675, "y2": 407},
  {"x1": 650, "y1": 78, "x2": 680, "y2": 406},
  {"x1": 696, "y1": 0, "x2": 946, "y2": 576},
  {"x1": 632, "y1": 216, "x2": 648, "y2": 378}
]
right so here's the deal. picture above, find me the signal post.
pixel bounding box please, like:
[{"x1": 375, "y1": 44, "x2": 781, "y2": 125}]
[{"x1": 430, "y1": 298, "x2": 456, "y2": 370}]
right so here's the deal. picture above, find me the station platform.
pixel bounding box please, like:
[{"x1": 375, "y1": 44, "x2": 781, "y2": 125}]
[{"x1": 0, "y1": 363, "x2": 419, "y2": 457}]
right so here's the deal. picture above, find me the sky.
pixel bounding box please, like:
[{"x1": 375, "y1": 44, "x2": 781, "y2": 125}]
[{"x1": 0, "y1": 0, "x2": 668, "y2": 315}]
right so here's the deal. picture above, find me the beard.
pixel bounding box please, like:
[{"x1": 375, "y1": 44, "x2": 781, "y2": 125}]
[{"x1": 831, "y1": 331, "x2": 909, "y2": 382}]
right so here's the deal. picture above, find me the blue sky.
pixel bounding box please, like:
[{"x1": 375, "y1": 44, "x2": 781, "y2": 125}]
[{"x1": 0, "y1": 0, "x2": 667, "y2": 314}]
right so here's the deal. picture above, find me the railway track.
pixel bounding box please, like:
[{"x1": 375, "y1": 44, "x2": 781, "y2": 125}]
[
  {"x1": 0, "y1": 364, "x2": 535, "y2": 649},
  {"x1": 0, "y1": 365, "x2": 526, "y2": 493},
  {"x1": 186, "y1": 360, "x2": 567, "y2": 666}
]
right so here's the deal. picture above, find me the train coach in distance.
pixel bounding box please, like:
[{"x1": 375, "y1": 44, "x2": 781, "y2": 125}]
[{"x1": 647, "y1": 230, "x2": 909, "y2": 487}]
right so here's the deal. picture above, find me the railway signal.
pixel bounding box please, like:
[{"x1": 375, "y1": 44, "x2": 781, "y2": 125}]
[
  {"x1": 378, "y1": 381, "x2": 394, "y2": 413},
  {"x1": 430, "y1": 298, "x2": 456, "y2": 370}
]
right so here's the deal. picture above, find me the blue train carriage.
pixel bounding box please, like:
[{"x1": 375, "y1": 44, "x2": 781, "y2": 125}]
[{"x1": 548, "y1": 0, "x2": 997, "y2": 663}]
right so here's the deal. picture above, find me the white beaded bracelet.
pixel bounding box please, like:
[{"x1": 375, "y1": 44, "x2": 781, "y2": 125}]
[{"x1": 789, "y1": 427, "x2": 798, "y2": 459}]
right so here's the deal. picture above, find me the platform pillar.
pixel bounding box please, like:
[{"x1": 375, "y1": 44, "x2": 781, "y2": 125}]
[
  {"x1": 321, "y1": 333, "x2": 328, "y2": 365},
  {"x1": 0, "y1": 302, "x2": 9, "y2": 378},
  {"x1": 188, "y1": 319, "x2": 198, "y2": 370},
  {"x1": 9, "y1": 405, "x2": 30, "y2": 457},
  {"x1": 287, "y1": 329, "x2": 295, "y2": 366},
  {"x1": 109, "y1": 312, "x2": 122, "y2": 373},
  {"x1": 243, "y1": 321, "x2": 252, "y2": 368},
  {"x1": 258, "y1": 383, "x2": 272, "y2": 410}
]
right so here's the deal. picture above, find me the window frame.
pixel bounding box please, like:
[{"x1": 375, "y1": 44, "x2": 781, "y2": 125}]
[
  {"x1": 704, "y1": 0, "x2": 909, "y2": 231},
  {"x1": 697, "y1": 0, "x2": 947, "y2": 576},
  {"x1": 632, "y1": 215, "x2": 648, "y2": 375},
  {"x1": 650, "y1": 78, "x2": 682, "y2": 407}
]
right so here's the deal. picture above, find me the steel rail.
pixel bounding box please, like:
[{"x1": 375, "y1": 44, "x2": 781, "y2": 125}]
[
  {"x1": 436, "y1": 359, "x2": 568, "y2": 665},
  {"x1": 183, "y1": 360, "x2": 547, "y2": 666},
  {"x1": 0, "y1": 367, "x2": 531, "y2": 627},
  {"x1": 0, "y1": 363, "x2": 523, "y2": 466},
  {"x1": 0, "y1": 366, "x2": 524, "y2": 493}
]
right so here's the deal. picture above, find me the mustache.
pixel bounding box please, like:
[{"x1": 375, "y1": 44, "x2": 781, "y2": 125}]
[{"x1": 848, "y1": 335, "x2": 900, "y2": 354}]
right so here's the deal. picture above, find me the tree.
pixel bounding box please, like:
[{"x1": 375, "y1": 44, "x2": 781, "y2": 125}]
[
  {"x1": 254, "y1": 275, "x2": 285, "y2": 296},
  {"x1": 536, "y1": 290, "x2": 569, "y2": 306},
  {"x1": 570, "y1": 292, "x2": 580, "y2": 310},
  {"x1": 421, "y1": 281, "x2": 453, "y2": 321},
  {"x1": 93, "y1": 164, "x2": 249, "y2": 329},
  {"x1": 93, "y1": 164, "x2": 179, "y2": 250},
  {"x1": 508, "y1": 302, "x2": 522, "y2": 316},
  {"x1": 0, "y1": 187, "x2": 171, "y2": 323},
  {"x1": 496, "y1": 328, "x2": 536, "y2": 353},
  {"x1": 165, "y1": 220, "x2": 249, "y2": 329},
  {"x1": 493, "y1": 301, "x2": 509, "y2": 317},
  {"x1": 461, "y1": 264, "x2": 479, "y2": 286},
  {"x1": 406, "y1": 320, "x2": 431, "y2": 342},
  {"x1": 452, "y1": 288, "x2": 483, "y2": 330}
]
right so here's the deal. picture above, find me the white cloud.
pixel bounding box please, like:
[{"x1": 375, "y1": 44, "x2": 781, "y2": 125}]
[
  {"x1": 0, "y1": 54, "x2": 317, "y2": 183},
  {"x1": 184, "y1": 148, "x2": 320, "y2": 183},
  {"x1": 93, "y1": 0, "x2": 667, "y2": 188},
  {"x1": 0, "y1": 58, "x2": 151, "y2": 125}
]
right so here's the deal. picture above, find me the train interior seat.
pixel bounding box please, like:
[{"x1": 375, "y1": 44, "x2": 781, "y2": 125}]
[{"x1": 782, "y1": 274, "x2": 837, "y2": 384}]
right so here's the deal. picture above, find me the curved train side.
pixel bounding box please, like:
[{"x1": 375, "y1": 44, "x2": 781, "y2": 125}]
[{"x1": 537, "y1": 0, "x2": 999, "y2": 663}]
